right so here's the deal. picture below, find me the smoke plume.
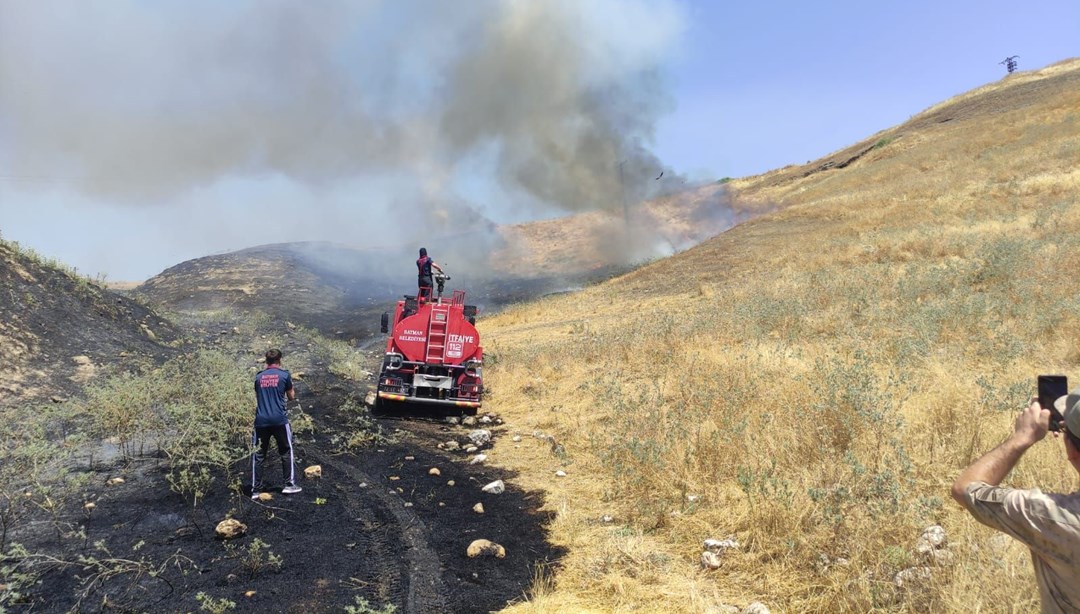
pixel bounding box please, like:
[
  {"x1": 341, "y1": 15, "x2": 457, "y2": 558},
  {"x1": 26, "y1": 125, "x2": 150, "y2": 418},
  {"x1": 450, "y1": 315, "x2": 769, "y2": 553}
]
[{"x1": 0, "y1": 0, "x2": 692, "y2": 278}]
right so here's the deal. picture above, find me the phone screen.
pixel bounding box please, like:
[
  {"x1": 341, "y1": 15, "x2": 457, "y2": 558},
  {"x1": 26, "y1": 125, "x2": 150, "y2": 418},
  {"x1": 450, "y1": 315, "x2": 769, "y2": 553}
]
[{"x1": 1038, "y1": 375, "x2": 1068, "y2": 431}]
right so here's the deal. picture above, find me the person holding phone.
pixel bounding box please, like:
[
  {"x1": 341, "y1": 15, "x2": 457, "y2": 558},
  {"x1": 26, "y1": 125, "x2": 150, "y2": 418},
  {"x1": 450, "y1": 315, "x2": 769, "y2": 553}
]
[{"x1": 952, "y1": 383, "x2": 1080, "y2": 612}]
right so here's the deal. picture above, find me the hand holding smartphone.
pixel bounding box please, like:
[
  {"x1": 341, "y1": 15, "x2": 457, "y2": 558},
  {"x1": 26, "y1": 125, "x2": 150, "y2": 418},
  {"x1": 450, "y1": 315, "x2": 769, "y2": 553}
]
[{"x1": 1038, "y1": 375, "x2": 1068, "y2": 432}]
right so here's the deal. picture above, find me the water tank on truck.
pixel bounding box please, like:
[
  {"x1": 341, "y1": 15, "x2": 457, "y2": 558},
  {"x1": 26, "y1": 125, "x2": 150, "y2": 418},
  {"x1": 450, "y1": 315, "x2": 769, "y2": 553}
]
[{"x1": 376, "y1": 278, "x2": 483, "y2": 414}]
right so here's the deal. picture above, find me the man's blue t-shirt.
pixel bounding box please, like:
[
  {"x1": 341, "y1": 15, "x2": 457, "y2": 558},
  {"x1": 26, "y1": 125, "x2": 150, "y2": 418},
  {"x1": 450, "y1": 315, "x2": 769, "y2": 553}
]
[{"x1": 254, "y1": 366, "x2": 292, "y2": 427}]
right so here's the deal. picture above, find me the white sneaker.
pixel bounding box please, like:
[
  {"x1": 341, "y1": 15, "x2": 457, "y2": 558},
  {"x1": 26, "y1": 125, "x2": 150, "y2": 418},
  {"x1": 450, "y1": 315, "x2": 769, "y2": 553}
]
[{"x1": 282, "y1": 484, "x2": 302, "y2": 495}]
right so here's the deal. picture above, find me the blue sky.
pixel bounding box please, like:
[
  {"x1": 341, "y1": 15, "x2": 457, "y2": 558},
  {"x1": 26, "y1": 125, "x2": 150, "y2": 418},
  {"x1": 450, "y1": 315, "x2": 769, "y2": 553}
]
[
  {"x1": 1, "y1": 0, "x2": 1077, "y2": 280},
  {"x1": 656, "y1": 0, "x2": 1080, "y2": 178}
]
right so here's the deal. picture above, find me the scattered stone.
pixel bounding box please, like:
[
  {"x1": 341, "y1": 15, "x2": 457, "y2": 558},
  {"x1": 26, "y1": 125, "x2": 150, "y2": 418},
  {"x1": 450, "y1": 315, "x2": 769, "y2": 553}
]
[
  {"x1": 704, "y1": 605, "x2": 739, "y2": 614},
  {"x1": 304, "y1": 465, "x2": 322, "y2": 479},
  {"x1": 215, "y1": 518, "x2": 247, "y2": 540},
  {"x1": 481, "y1": 480, "x2": 505, "y2": 494},
  {"x1": 893, "y1": 566, "x2": 933, "y2": 588},
  {"x1": 404, "y1": 502, "x2": 413, "y2": 508},
  {"x1": 929, "y1": 549, "x2": 954, "y2": 566},
  {"x1": 389, "y1": 476, "x2": 400, "y2": 481},
  {"x1": 447, "y1": 480, "x2": 455, "y2": 487},
  {"x1": 511, "y1": 435, "x2": 522, "y2": 443},
  {"x1": 439, "y1": 502, "x2": 445, "y2": 507},
  {"x1": 601, "y1": 515, "x2": 614, "y2": 523},
  {"x1": 464, "y1": 445, "x2": 479, "y2": 454},
  {"x1": 741, "y1": 602, "x2": 771, "y2": 614},
  {"x1": 473, "y1": 503, "x2": 485, "y2": 514},
  {"x1": 257, "y1": 493, "x2": 273, "y2": 502},
  {"x1": 232, "y1": 327, "x2": 241, "y2": 335},
  {"x1": 404, "y1": 456, "x2": 415, "y2": 461},
  {"x1": 244, "y1": 591, "x2": 256, "y2": 598},
  {"x1": 107, "y1": 477, "x2": 125, "y2": 486},
  {"x1": 444, "y1": 441, "x2": 461, "y2": 452},
  {"x1": 429, "y1": 467, "x2": 441, "y2": 476},
  {"x1": 814, "y1": 554, "x2": 830, "y2": 574},
  {"x1": 470, "y1": 454, "x2": 487, "y2": 465},
  {"x1": 479, "y1": 415, "x2": 493, "y2": 424},
  {"x1": 704, "y1": 537, "x2": 739, "y2": 554},
  {"x1": 468, "y1": 430, "x2": 491, "y2": 446},
  {"x1": 467, "y1": 539, "x2": 506, "y2": 558},
  {"x1": 445, "y1": 416, "x2": 460, "y2": 426},
  {"x1": 84, "y1": 502, "x2": 96, "y2": 511},
  {"x1": 687, "y1": 494, "x2": 701, "y2": 503},
  {"x1": 554, "y1": 470, "x2": 566, "y2": 477},
  {"x1": 461, "y1": 416, "x2": 478, "y2": 427},
  {"x1": 701, "y1": 551, "x2": 723, "y2": 569},
  {"x1": 915, "y1": 525, "x2": 947, "y2": 554},
  {"x1": 364, "y1": 391, "x2": 376, "y2": 407}
]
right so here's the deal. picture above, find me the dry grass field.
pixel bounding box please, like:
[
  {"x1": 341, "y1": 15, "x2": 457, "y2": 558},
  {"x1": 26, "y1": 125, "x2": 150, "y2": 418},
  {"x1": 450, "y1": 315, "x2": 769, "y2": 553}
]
[{"x1": 481, "y1": 58, "x2": 1080, "y2": 612}]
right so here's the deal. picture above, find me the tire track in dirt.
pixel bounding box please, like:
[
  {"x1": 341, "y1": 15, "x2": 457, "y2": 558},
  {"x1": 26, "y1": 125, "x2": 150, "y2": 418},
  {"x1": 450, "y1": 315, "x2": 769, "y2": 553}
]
[{"x1": 308, "y1": 452, "x2": 448, "y2": 614}]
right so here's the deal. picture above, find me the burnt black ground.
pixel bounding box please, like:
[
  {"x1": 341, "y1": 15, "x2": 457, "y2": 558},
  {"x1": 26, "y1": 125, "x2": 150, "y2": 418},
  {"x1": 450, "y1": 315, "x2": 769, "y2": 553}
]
[
  {"x1": 9, "y1": 362, "x2": 562, "y2": 614},
  {"x1": 0, "y1": 240, "x2": 182, "y2": 407},
  {"x1": 3, "y1": 242, "x2": 577, "y2": 613}
]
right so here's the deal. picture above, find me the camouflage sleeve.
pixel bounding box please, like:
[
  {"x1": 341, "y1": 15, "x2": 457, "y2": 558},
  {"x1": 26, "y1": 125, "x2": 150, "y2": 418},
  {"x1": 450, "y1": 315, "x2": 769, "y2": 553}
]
[{"x1": 962, "y1": 481, "x2": 1047, "y2": 545}]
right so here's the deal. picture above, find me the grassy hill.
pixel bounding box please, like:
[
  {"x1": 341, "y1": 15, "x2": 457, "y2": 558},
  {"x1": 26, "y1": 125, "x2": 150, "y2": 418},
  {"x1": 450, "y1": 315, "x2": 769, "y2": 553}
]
[
  {"x1": 481, "y1": 58, "x2": 1080, "y2": 612},
  {"x1": 0, "y1": 237, "x2": 181, "y2": 406}
]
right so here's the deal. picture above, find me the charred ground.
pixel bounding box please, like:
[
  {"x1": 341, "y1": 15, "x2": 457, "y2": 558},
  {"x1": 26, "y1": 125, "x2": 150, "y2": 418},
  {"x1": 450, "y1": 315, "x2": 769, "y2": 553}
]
[
  {"x1": 1, "y1": 241, "x2": 568, "y2": 613},
  {"x1": 0, "y1": 240, "x2": 182, "y2": 408}
]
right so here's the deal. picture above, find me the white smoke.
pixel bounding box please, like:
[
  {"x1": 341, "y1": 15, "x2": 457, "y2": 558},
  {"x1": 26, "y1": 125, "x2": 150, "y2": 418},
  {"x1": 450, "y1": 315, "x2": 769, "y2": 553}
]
[{"x1": 1, "y1": 1, "x2": 683, "y2": 205}]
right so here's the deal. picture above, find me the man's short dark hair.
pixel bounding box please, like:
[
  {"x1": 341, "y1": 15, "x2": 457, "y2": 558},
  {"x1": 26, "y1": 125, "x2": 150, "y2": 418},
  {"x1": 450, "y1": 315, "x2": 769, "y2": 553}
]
[
  {"x1": 265, "y1": 349, "x2": 283, "y2": 365},
  {"x1": 419, "y1": 247, "x2": 427, "y2": 257}
]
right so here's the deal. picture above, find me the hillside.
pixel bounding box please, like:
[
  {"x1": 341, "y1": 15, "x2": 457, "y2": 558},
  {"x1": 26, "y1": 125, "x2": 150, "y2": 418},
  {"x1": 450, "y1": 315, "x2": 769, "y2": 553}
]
[
  {"x1": 133, "y1": 242, "x2": 396, "y2": 340},
  {"x1": 0, "y1": 239, "x2": 181, "y2": 406},
  {"x1": 133, "y1": 186, "x2": 741, "y2": 336},
  {"x1": 5, "y1": 53, "x2": 1077, "y2": 614},
  {"x1": 490, "y1": 181, "x2": 749, "y2": 275},
  {"x1": 480, "y1": 58, "x2": 1080, "y2": 613}
]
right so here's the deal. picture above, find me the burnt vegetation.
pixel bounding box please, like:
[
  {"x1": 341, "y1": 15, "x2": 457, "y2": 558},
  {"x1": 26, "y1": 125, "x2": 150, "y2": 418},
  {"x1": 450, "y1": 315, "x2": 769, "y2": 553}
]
[{"x1": 0, "y1": 235, "x2": 565, "y2": 613}]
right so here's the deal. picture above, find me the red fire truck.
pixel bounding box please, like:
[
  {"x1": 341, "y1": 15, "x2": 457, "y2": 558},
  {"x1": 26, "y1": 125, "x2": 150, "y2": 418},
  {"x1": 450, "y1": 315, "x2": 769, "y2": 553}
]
[{"x1": 376, "y1": 276, "x2": 483, "y2": 412}]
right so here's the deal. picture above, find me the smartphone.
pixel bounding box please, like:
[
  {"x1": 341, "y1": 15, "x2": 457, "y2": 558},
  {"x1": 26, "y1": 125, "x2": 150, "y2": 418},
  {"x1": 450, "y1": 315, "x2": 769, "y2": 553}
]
[{"x1": 1037, "y1": 375, "x2": 1068, "y2": 432}]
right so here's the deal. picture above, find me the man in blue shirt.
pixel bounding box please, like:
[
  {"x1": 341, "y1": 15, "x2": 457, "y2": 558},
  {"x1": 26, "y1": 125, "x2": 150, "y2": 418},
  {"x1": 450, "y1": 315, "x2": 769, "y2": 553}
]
[{"x1": 251, "y1": 348, "x2": 301, "y2": 499}]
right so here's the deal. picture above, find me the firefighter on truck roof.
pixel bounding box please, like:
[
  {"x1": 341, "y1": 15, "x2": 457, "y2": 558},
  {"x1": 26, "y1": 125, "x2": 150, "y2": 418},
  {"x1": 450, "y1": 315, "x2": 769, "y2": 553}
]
[{"x1": 416, "y1": 247, "x2": 444, "y2": 298}]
